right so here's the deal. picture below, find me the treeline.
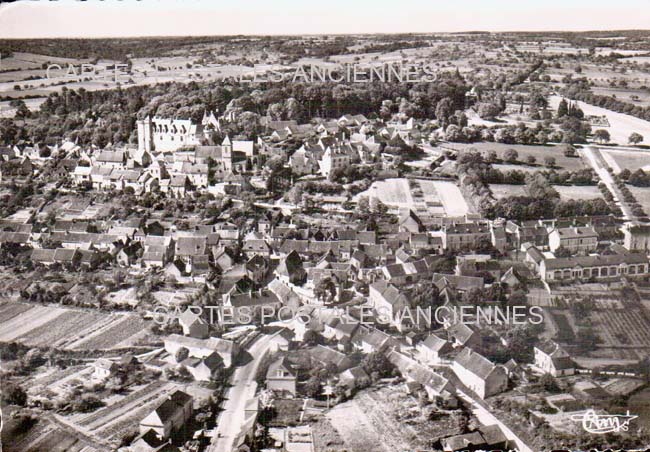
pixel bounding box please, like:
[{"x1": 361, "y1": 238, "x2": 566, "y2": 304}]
[
  {"x1": 1, "y1": 73, "x2": 468, "y2": 146},
  {"x1": 0, "y1": 36, "x2": 238, "y2": 60},
  {"x1": 456, "y1": 151, "x2": 610, "y2": 221},
  {"x1": 567, "y1": 88, "x2": 650, "y2": 122}
]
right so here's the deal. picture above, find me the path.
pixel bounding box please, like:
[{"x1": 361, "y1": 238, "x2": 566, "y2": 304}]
[{"x1": 581, "y1": 146, "x2": 634, "y2": 220}]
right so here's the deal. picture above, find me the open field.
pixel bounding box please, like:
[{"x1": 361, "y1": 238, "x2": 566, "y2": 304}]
[
  {"x1": 490, "y1": 184, "x2": 602, "y2": 201},
  {"x1": 629, "y1": 186, "x2": 650, "y2": 214},
  {"x1": 553, "y1": 185, "x2": 603, "y2": 201},
  {"x1": 549, "y1": 95, "x2": 650, "y2": 145},
  {"x1": 600, "y1": 147, "x2": 650, "y2": 173}
]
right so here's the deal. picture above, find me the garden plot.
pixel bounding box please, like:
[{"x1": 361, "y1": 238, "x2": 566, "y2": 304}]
[
  {"x1": 0, "y1": 302, "x2": 148, "y2": 350},
  {"x1": 590, "y1": 308, "x2": 650, "y2": 348},
  {"x1": 326, "y1": 384, "x2": 465, "y2": 452},
  {"x1": 428, "y1": 180, "x2": 471, "y2": 216},
  {"x1": 354, "y1": 178, "x2": 414, "y2": 208},
  {"x1": 69, "y1": 314, "x2": 148, "y2": 350},
  {"x1": 0, "y1": 304, "x2": 65, "y2": 342},
  {"x1": 549, "y1": 95, "x2": 650, "y2": 145}
]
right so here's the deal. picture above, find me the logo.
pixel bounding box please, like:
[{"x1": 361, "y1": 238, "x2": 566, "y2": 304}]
[{"x1": 571, "y1": 409, "x2": 638, "y2": 434}]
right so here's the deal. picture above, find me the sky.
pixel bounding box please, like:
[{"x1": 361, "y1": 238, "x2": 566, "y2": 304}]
[{"x1": 0, "y1": 0, "x2": 649, "y2": 39}]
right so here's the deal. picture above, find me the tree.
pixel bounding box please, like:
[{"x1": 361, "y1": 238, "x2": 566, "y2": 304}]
[
  {"x1": 361, "y1": 352, "x2": 395, "y2": 381},
  {"x1": 629, "y1": 132, "x2": 644, "y2": 145},
  {"x1": 504, "y1": 149, "x2": 519, "y2": 163},
  {"x1": 593, "y1": 129, "x2": 610, "y2": 143},
  {"x1": 557, "y1": 98, "x2": 569, "y2": 118},
  {"x1": 477, "y1": 102, "x2": 501, "y2": 120},
  {"x1": 544, "y1": 156, "x2": 556, "y2": 168},
  {"x1": 526, "y1": 155, "x2": 536, "y2": 165},
  {"x1": 2, "y1": 382, "x2": 27, "y2": 406},
  {"x1": 174, "y1": 346, "x2": 189, "y2": 363},
  {"x1": 539, "y1": 373, "x2": 561, "y2": 393},
  {"x1": 314, "y1": 277, "x2": 336, "y2": 303}
]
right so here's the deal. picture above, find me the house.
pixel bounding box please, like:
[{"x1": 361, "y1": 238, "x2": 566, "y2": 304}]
[
  {"x1": 338, "y1": 366, "x2": 370, "y2": 394},
  {"x1": 275, "y1": 250, "x2": 306, "y2": 285},
  {"x1": 139, "y1": 390, "x2": 193, "y2": 440},
  {"x1": 242, "y1": 237, "x2": 271, "y2": 259},
  {"x1": 398, "y1": 210, "x2": 424, "y2": 233},
  {"x1": 213, "y1": 246, "x2": 236, "y2": 272},
  {"x1": 174, "y1": 236, "x2": 208, "y2": 266},
  {"x1": 318, "y1": 146, "x2": 353, "y2": 178},
  {"x1": 180, "y1": 352, "x2": 223, "y2": 382},
  {"x1": 548, "y1": 226, "x2": 598, "y2": 254},
  {"x1": 177, "y1": 309, "x2": 209, "y2": 339},
  {"x1": 93, "y1": 358, "x2": 118, "y2": 380},
  {"x1": 245, "y1": 255, "x2": 269, "y2": 284},
  {"x1": 356, "y1": 329, "x2": 399, "y2": 354},
  {"x1": 309, "y1": 345, "x2": 353, "y2": 371},
  {"x1": 416, "y1": 334, "x2": 454, "y2": 365},
  {"x1": 129, "y1": 428, "x2": 179, "y2": 451},
  {"x1": 534, "y1": 341, "x2": 575, "y2": 376},
  {"x1": 442, "y1": 223, "x2": 491, "y2": 251},
  {"x1": 447, "y1": 322, "x2": 482, "y2": 349},
  {"x1": 623, "y1": 223, "x2": 650, "y2": 252},
  {"x1": 440, "y1": 426, "x2": 508, "y2": 452},
  {"x1": 164, "y1": 334, "x2": 239, "y2": 368},
  {"x1": 387, "y1": 351, "x2": 454, "y2": 401},
  {"x1": 368, "y1": 280, "x2": 409, "y2": 329},
  {"x1": 268, "y1": 328, "x2": 294, "y2": 352},
  {"x1": 265, "y1": 357, "x2": 297, "y2": 397},
  {"x1": 322, "y1": 317, "x2": 359, "y2": 342},
  {"x1": 452, "y1": 348, "x2": 508, "y2": 399}
]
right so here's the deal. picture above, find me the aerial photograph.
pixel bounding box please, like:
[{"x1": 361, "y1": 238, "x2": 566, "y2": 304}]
[{"x1": 2, "y1": 0, "x2": 650, "y2": 450}]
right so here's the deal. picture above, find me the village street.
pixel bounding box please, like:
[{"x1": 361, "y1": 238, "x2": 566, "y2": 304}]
[{"x1": 209, "y1": 333, "x2": 275, "y2": 452}]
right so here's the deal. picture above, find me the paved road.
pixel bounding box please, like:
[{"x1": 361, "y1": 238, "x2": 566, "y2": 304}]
[{"x1": 208, "y1": 333, "x2": 275, "y2": 452}]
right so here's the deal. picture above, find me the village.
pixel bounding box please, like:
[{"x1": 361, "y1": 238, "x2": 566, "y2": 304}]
[{"x1": 2, "y1": 29, "x2": 650, "y2": 452}]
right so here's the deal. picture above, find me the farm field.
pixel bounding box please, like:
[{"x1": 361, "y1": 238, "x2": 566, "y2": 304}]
[
  {"x1": 0, "y1": 301, "x2": 149, "y2": 350},
  {"x1": 549, "y1": 95, "x2": 650, "y2": 145},
  {"x1": 452, "y1": 142, "x2": 587, "y2": 171}
]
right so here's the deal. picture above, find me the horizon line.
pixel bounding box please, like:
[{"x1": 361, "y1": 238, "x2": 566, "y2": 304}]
[{"x1": 2, "y1": 28, "x2": 650, "y2": 41}]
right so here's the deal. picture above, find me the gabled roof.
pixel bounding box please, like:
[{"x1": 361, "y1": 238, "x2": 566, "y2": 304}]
[
  {"x1": 266, "y1": 356, "x2": 296, "y2": 378},
  {"x1": 421, "y1": 334, "x2": 452, "y2": 353},
  {"x1": 454, "y1": 347, "x2": 499, "y2": 380},
  {"x1": 150, "y1": 390, "x2": 193, "y2": 424}
]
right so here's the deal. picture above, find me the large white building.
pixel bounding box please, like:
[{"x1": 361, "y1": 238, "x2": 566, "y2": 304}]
[{"x1": 137, "y1": 116, "x2": 204, "y2": 153}]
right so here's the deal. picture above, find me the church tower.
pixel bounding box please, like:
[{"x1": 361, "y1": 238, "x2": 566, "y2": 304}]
[{"x1": 222, "y1": 135, "x2": 233, "y2": 172}]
